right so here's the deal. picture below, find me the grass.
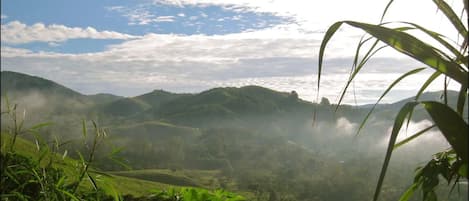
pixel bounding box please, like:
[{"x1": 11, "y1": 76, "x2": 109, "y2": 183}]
[
  {"x1": 1, "y1": 133, "x2": 179, "y2": 196},
  {"x1": 109, "y1": 169, "x2": 221, "y2": 188}
]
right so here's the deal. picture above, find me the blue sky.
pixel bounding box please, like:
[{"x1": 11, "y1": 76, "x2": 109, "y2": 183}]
[
  {"x1": 2, "y1": 0, "x2": 289, "y2": 53},
  {"x1": 1, "y1": 0, "x2": 464, "y2": 104}
]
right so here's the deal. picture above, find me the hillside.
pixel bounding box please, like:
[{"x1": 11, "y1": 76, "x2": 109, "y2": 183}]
[
  {"x1": 0, "y1": 133, "x2": 174, "y2": 196},
  {"x1": 2, "y1": 71, "x2": 466, "y2": 201},
  {"x1": 1, "y1": 71, "x2": 84, "y2": 98}
]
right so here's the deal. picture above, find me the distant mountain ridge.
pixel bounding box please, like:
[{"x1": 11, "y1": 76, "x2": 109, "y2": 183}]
[
  {"x1": 3, "y1": 70, "x2": 465, "y2": 129},
  {"x1": 2, "y1": 70, "x2": 461, "y2": 108}
]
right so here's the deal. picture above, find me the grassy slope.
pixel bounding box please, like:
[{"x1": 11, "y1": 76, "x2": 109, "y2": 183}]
[
  {"x1": 0, "y1": 133, "x2": 252, "y2": 198},
  {"x1": 1, "y1": 133, "x2": 177, "y2": 196}
]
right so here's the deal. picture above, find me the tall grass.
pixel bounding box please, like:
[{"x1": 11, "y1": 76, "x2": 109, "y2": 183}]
[
  {"x1": 317, "y1": 0, "x2": 468, "y2": 200},
  {"x1": 1, "y1": 99, "x2": 121, "y2": 201}
]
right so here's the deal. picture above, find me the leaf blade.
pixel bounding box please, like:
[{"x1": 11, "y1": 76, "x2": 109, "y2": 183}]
[
  {"x1": 344, "y1": 21, "x2": 467, "y2": 86},
  {"x1": 373, "y1": 101, "x2": 419, "y2": 201},
  {"x1": 422, "y1": 101, "x2": 469, "y2": 163}
]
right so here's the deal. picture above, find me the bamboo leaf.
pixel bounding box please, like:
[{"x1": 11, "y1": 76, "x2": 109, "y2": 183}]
[
  {"x1": 433, "y1": 0, "x2": 468, "y2": 38},
  {"x1": 62, "y1": 150, "x2": 68, "y2": 160},
  {"x1": 415, "y1": 71, "x2": 442, "y2": 101},
  {"x1": 343, "y1": 21, "x2": 468, "y2": 86},
  {"x1": 380, "y1": 0, "x2": 395, "y2": 23},
  {"x1": 82, "y1": 120, "x2": 87, "y2": 139},
  {"x1": 407, "y1": 71, "x2": 442, "y2": 129},
  {"x1": 422, "y1": 101, "x2": 469, "y2": 163},
  {"x1": 456, "y1": 84, "x2": 467, "y2": 115},
  {"x1": 400, "y1": 22, "x2": 465, "y2": 63},
  {"x1": 318, "y1": 22, "x2": 344, "y2": 91},
  {"x1": 356, "y1": 67, "x2": 426, "y2": 135},
  {"x1": 374, "y1": 101, "x2": 419, "y2": 201},
  {"x1": 336, "y1": 43, "x2": 386, "y2": 110},
  {"x1": 394, "y1": 125, "x2": 436, "y2": 150},
  {"x1": 28, "y1": 122, "x2": 53, "y2": 131},
  {"x1": 87, "y1": 172, "x2": 98, "y2": 190},
  {"x1": 59, "y1": 189, "x2": 80, "y2": 201},
  {"x1": 398, "y1": 182, "x2": 419, "y2": 201},
  {"x1": 88, "y1": 170, "x2": 115, "y2": 178}
]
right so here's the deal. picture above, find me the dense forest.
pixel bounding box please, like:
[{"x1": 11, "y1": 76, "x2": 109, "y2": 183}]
[{"x1": 1, "y1": 71, "x2": 467, "y2": 200}]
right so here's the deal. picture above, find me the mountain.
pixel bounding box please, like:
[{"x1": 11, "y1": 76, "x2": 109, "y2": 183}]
[
  {"x1": 1, "y1": 71, "x2": 85, "y2": 99},
  {"x1": 96, "y1": 89, "x2": 187, "y2": 117},
  {"x1": 137, "y1": 86, "x2": 312, "y2": 127},
  {"x1": 87, "y1": 93, "x2": 123, "y2": 104},
  {"x1": 3, "y1": 71, "x2": 465, "y2": 200},
  {"x1": 4, "y1": 70, "x2": 461, "y2": 127}
]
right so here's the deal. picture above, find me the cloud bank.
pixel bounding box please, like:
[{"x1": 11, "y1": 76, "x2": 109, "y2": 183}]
[{"x1": 1, "y1": 21, "x2": 140, "y2": 44}]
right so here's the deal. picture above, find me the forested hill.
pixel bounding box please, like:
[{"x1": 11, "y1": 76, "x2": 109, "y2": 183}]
[
  {"x1": 2, "y1": 70, "x2": 465, "y2": 200},
  {"x1": 3, "y1": 70, "x2": 464, "y2": 131}
]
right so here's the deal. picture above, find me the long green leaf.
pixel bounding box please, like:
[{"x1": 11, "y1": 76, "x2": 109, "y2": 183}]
[
  {"x1": 343, "y1": 21, "x2": 468, "y2": 86},
  {"x1": 82, "y1": 120, "x2": 87, "y2": 139},
  {"x1": 59, "y1": 189, "x2": 80, "y2": 201},
  {"x1": 374, "y1": 101, "x2": 419, "y2": 201},
  {"x1": 336, "y1": 43, "x2": 386, "y2": 110},
  {"x1": 356, "y1": 67, "x2": 426, "y2": 135},
  {"x1": 422, "y1": 101, "x2": 469, "y2": 163},
  {"x1": 87, "y1": 172, "x2": 98, "y2": 190},
  {"x1": 318, "y1": 22, "x2": 344, "y2": 92},
  {"x1": 393, "y1": 125, "x2": 436, "y2": 150},
  {"x1": 400, "y1": 22, "x2": 465, "y2": 63},
  {"x1": 398, "y1": 182, "x2": 420, "y2": 201},
  {"x1": 379, "y1": 0, "x2": 395, "y2": 23},
  {"x1": 456, "y1": 84, "x2": 467, "y2": 115},
  {"x1": 28, "y1": 122, "x2": 53, "y2": 131},
  {"x1": 415, "y1": 71, "x2": 442, "y2": 101},
  {"x1": 406, "y1": 71, "x2": 442, "y2": 129},
  {"x1": 432, "y1": 0, "x2": 468, "y2": 38}
]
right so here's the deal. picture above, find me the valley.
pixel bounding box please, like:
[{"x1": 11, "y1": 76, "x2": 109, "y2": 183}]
[{"x1": 1, "y1": 71, "x2": 467, "y2": 201}]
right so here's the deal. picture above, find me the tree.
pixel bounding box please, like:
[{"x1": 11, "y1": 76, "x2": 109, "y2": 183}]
[
  {"x1": 317, "y1": 0, "x2": 468, "y2": 200},
  {"x1": 288, "y1": 90, "x2": 299, "y2": 102},
  {"x1": 320, "y1": 97, "x2": 330, "y2": 106}
]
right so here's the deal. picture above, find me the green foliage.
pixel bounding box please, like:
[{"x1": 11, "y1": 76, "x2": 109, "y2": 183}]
[
  {"x1": 1, "y1": 102, "x2": 119, "y2": 201},
  {"x1": 317, "y1": 0, "x2": 468, "y2": 201},
  {"x1": 150, "y1": 188, "x2": 246, "y2": 201},
  {"x1": 0, "y1": 152, "x2": 114, "y2": 201}
]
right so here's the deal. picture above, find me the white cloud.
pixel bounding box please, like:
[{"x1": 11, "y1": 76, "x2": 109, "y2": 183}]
[
  {"x1": 1, "y1": 17, "x2": 461, "y2": 103},
  {"x1": 1, "y1": 44, "x2": 459, "y2": 103},
  {"x1": 107, "y1": 4, "x2": 178, "y2": 25},
  {"x1": 199, "y1": 12, "x2": 208, "y2": 18},
  {"x1": 3, "y1": 1, "x2": 465, "y2": 103},
  {"x1": 379, "y1": 120, "x2": 450, "y2": 152},
  {"x1": 1, "y1": 46, "x2": 33, "y2": 56},
  {"x1": 154, "y1": 16, "x2": 176, "y2": 22},
  {"x1": 1, "y1": 14, "x2": 7, "y2": 19},
  {"x1": 1, "y1": 21, "x2": 139, "y2": 44},
  {"x1": 155, "y1": 0, "x2": 466, "y2": 46}
]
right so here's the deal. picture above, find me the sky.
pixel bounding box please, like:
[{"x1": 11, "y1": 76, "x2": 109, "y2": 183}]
[{"x1": 1, "y1": 0, "x2": 466, "y2": 104}]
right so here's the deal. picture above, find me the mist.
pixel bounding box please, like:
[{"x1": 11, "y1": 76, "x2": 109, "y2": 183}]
[{"x1": 1, "y1": 74, "x2": 467, "y2": 201}]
